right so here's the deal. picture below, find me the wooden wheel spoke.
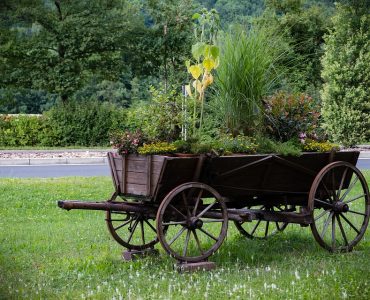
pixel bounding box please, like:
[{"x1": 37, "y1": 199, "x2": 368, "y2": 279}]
[
  {"x1": 127, "y1": 218, "x2": 139, "y2": 244},
  {"x1": 275, "y1": 222, "x2": 281, "y2": 231},
  {"x1": 321, "y1": 182, "x2": 335, "y2": 202},
  {"x1": 196, "y1": 202, "x2": 216, "y2": 219},
  {"x1": 336, "y1": 214, "x2": 348, "y2": 246},
  {"x1": 314, "y1": 198, "x2": 332, "y2": 207},
  {"x1": 344, "y1": 194, "x2": 366, "y2": 204},
  {"x1": 340, "y1": 176, "x2": 359, "y2": 202},
  {"x1": 250, "y1": 219, "x2": 261, "y2": 236},
  {"x1": 162, "y1": 221, "x2": 187, "y2": 226},
  {"x1": 315, "y1": 209, "x2": 330, "y2": 222},
  {"x1": 192, "y1": 189, "x2": 203, "y2": 216},
  {"x1": 168, "y1": 204, "x2": 187, "y2": 220},
  {"x1": 340, "y1": 213, "x2": 360, "y2": 234},
  {"x1": 182, "y1": 192, "x2": 191, "y2": 218},
  {"x1": 320, "y1": 211, "x2": 333, "y2": 239},
  {"x1": 113, "y1": 219, "x2": 132, "y2": 231},
  {"x1": 140, "y1": 220, "x2": 145, "y2": 245},
  {"x1": 276, "y1": 222, "x2": 285, "y2": 231},
  {"x1": 168, "y1": 226, "x2": 186, "y2": 246},
  {"x1": 331, "y1": 213, "x2": 336, "y2": 250},
  {"x1": 198, "y1": 227, "x2": 218, "y2": 241},
  {"x1": 330, "y1": 169, "x2": 337, "y2": 200},
  {"x1": 348, "y1": 210, "x2": 367, "y2": 217},
  {"x1": 264, "y1": 221, "x2": 270, "y2": 237},
  {"x1": 144, "y1": 219, "x2": 157, "y2": 234},
  {"x1": 183, "y1": 229, "x2": 191, "y2": 257},
  {"x1": 337, "y1": 167, "x2": 348, "y2": 198},
  {"x1": 192, "y1": 230, "x2": 204, "y2": 255}
]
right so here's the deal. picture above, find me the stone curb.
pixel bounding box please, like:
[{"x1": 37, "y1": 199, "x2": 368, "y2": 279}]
[
  {"x1": 360, "y1": 152, "x2": 370, "y2": 159},
  {"x1": 0, "y1": 152, "x2": 369, "y2": 166},
  {"x1": 0, "y1": 157, "x2": 108, "y2": 166}
]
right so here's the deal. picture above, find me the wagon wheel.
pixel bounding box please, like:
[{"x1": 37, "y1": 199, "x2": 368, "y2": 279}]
[
  {"x1": 156, "y1": 182, "x2": 228, "y2": 263},
  {"x1": 234, "y1": 205, "x2": 290, "y2": 239},
  {"x1": 106, "y1": 194, "x2": 159, "y2": 251},
  {"x1": 309, "y1": 161, "x2": 370, "y2": 252}
]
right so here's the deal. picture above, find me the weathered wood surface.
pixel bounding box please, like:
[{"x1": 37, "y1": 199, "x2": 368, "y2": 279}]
[
  {"x1": 108, "y1": 153, "x2": 166, "y2": 197},
  {"x1": 108, "y1": 151, "x2": 360, "y2": 202},
  {"x1": 203, "y1": 152, "x2": 359, "y2": 200},
  {"x1": 108, "y1": 153, "x2": 201, "y2": 199}
]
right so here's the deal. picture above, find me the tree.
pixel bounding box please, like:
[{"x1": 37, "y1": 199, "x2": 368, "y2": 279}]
[
  {"x1": 321, "y1": 1, "x2": 369, "y2": 146},
  {"x1": 214, "y1": 0, "x2": 264, "y2": 26},
  {"x1": 0, "y1": 0, "x2": 143, "y2": 103},
  {"x1": 257, "y1": 0, "x2": 332, "y2": 94},
  {"x1": 144, "y1": 0, "x2": 195, "y2": 91}
]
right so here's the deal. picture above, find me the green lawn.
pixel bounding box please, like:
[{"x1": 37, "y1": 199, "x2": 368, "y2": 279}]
[{"x1": 1, "y1": 173, "x2": 369, "y2": 299}]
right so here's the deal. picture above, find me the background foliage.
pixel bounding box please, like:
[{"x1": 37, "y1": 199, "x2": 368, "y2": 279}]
[
  {"x1": 0, "y1": 0, "x2": 368, "y2": 147},
  {"x1": 321, "y1": 1, "x2": 370, "y2": 146}
]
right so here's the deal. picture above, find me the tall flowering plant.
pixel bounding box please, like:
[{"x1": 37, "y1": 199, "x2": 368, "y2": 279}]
[
  {"x1": 185, "y1": 9, "x2": 220, "y2": 137},
  {"x1": 110, "y1": 130, "x2": 147, "y2": 155}
]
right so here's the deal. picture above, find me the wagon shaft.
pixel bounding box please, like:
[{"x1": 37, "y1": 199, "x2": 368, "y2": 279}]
[{"x1": 57, "y1": 200, "x2": 156, "y2": 217}]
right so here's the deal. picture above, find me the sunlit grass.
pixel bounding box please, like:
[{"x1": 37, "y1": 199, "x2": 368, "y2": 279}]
[{"x1": 0, "y1": 172, "x2": 369, "y2": 299}]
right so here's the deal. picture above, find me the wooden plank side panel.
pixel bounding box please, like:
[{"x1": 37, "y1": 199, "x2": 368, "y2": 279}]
[
  {"x1": 206, "y1": 152, "x2": 360, "y2": 198},
  {"x1": 109, "y1": 153, "x2": 167, "y2": 197}
]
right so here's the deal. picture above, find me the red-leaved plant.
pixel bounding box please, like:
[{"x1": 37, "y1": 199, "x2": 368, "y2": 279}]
[{"x1": 110, "y1": 130, "x2": 147, "y2": 155}]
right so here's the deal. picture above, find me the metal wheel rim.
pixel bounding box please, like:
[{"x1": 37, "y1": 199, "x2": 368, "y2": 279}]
[
  {"x1": 156, "y1": 182, "x2": 228, "y2": 262},
  {"x1": 309, "y1": 161, "x2": 370, "y2": 252}
]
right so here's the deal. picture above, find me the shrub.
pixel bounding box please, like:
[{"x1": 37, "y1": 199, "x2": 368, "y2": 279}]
[
  {"x1": 264, "y1": 91, "x2": 321, "y2": 142},
  {"x1": 42, "y1": 100, "x2": 125, "y2": 146},
  {"x1": 321, "y1": 2, "x2": 369, "y2": 146},
  {"x1": 126, "y1": 87, "x2": 185, "y2": 142},
  {"x1": 0, "y1": 114, "x2": 44, "y2": 146}
]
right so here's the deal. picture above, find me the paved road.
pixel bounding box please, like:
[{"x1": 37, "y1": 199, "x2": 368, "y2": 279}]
[
  {"x1": 0, "y1": 159, "x2": 369, "y2": 178},
  {"x1": 0, "y1": 164, "x2": 111, "y2": 178}
]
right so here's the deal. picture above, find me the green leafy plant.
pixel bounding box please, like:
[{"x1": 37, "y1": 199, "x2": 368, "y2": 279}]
[
  {"x1": 303, "y1": 139, "x2": 340, "y2": 152},
  {"x1": 126, "y1": 87, "x2": 185, "y2": 142},
  {"x1": 255, "y1": 136, "x2": 302, "y2": 156},
  {"x1": 264, "y1": 91, "x2": 321, "y2": 142},
  {"x1": 137, "y1": 142, "x2": 177, "y2": 155},
  {"x1": 213, "y1": 134, "x2": 258, "y2": 155},
  {"x1": 185, "y1": 8, "x2": 220, "y2": 136}
]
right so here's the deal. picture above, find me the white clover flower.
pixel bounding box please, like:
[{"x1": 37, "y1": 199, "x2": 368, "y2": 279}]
[{"x1": 294, "y1": 270, "x2": 301, "y2": 280}]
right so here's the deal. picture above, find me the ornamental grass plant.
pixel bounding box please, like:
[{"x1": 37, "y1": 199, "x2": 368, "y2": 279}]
[{"x1": 212, "y1": 26, "x2": 289, "y2": 136}]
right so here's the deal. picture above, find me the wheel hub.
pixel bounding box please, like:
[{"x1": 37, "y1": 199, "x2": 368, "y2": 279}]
[
  {"x1": 332, "y1": 201, "x2": 349, "y2": 213},
  {"x1": 188, "y1": 217, "x2": 203, "y2": 230}
]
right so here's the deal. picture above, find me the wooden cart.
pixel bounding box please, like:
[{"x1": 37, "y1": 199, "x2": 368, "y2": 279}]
[{"x1": 58, "y1": 151, "x2": 370, "y2": 263}]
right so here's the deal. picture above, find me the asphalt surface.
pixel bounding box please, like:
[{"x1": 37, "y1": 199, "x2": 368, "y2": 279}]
[
  {"x1": 0, "y1": 159, "x2": 368, "y2": 178},
  {"x1": 0, "y1": 164, "x2": 111, "y2": 178}
]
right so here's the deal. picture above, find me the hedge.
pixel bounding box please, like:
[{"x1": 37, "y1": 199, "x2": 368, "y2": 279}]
[{"x1": 0, "y1": 101, "x2": 127, "y2": 147}]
